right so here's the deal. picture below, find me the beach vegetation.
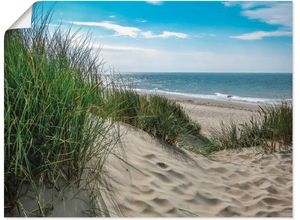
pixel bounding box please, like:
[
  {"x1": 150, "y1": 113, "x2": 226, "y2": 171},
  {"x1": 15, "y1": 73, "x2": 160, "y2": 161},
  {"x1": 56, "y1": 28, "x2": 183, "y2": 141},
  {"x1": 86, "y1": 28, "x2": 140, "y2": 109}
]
[
  {"x1": 4, "y1": 10, "x2": 208, "y2": 215},
  {"x1": 4, "y1": 11, "x2": 117, "y2": 215},
  {"x1": 103, "y1": 87, "x2": 206, "y2": 147},
  {"x1": 209, "y1": 102, "x2": 292, "y2": 153}
]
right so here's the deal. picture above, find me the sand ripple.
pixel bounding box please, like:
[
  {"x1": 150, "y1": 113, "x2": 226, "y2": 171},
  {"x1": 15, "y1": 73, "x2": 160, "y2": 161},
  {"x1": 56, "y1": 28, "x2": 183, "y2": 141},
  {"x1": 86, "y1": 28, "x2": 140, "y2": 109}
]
[{"x1": 103, "y1": 125, "x2": 292, "y2": 217}]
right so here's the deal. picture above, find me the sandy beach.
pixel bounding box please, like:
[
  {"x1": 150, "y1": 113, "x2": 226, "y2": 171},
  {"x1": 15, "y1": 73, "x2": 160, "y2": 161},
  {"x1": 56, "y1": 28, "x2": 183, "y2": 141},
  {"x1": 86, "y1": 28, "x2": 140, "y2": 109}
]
[
  {"x1": 9, "y1": 96, "x2": 292, "y2": 217},
  {"x1": 171, "y1": 95, "x2": 261, "y2": 135},
  {"x1": 136, "y1": 92, "x2": 263, "y2": 134},
  {"x1": 100, "y1": 97, "x2": 292, "y2": 217}
]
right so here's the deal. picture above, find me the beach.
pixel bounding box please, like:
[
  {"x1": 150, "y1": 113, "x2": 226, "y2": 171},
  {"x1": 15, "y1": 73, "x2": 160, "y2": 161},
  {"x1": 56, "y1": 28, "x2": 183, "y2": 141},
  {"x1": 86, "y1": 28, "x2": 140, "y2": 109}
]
[
  {"x1": 7, "y1": 93, "x2": 292, "y2": 217},
  {"x1": 135, "y1": 91, "x2": 263, "y2": 135},
  {"x1": 100, "y1": 96, "x2": 292, "y2": 217},
  {"x1": 158, "y1": 94, "x2": 261, "y2": 134},
  {"x1": 4, "y1": 4, "x2": 293, "y2": 216}
]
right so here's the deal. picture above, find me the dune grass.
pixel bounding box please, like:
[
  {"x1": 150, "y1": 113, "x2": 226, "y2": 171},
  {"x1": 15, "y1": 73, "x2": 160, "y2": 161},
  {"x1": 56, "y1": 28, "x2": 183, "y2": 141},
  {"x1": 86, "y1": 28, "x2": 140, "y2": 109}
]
[
  {"x1": 4, "y1": 11, "x2": 208, "y2": 215},
  {"x1": 4, "y1": 14, "x2": 118, "y2": 215},
  {"x1": 138, "y1": 94, "x2": 204, "y2": 146},
  {"x1": 209, "y1": 102, "x2": 292, "y2": 153},
  {"x1": 260, "y1": 103, "x2": 292, "y2": 145},
  {"x1": 103, "y1": 87, "x2": 206, "y2": 147}
]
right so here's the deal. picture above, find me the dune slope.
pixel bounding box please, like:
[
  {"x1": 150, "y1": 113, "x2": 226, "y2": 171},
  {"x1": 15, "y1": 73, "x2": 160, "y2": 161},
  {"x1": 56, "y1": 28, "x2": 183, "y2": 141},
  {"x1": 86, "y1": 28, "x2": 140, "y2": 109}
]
[{"x1": 103, "y1": 124, "x2": 292, "y2": 217}]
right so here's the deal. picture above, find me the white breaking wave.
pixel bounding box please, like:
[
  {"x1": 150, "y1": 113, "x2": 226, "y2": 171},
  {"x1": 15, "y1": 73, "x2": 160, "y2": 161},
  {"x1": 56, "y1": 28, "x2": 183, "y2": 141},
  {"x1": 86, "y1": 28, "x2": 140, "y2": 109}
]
[{"x1": 134, "y1": 89, "x2": 292, "y2": 104}]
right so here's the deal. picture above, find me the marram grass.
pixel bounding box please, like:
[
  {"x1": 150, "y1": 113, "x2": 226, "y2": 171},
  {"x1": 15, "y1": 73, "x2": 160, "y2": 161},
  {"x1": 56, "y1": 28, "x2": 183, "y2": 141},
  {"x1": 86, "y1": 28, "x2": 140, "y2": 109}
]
[
  {"x1": 103, "y1": 87, "x2": 206, "y2": 147},
  {"x1": 4, "y1": 16, "x2": 208, "y2": 215},
  {"x1": 4, "y1": 19, "x2": 115, "y2": 215},
  {"x1": 210, "y1": 102, "x2": 292, "y2": 153}
]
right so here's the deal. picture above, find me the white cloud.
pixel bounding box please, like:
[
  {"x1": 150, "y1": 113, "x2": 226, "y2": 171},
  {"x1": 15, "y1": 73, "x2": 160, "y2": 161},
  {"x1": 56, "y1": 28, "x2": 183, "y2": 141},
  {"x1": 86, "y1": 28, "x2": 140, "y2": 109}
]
[
  {"x1": 223, "y1": 2, "x2": 292, "y2": 28},
  {"x1": 68, "y1": 21, "x2": 141, "y2": 38},
  {"x1": 230, "y1": 30, "x2": 292, "y2": 40},
  {"x1": 67, "y1": 21, "x2": 188, "y2": 39},
  {"x1": 224, "y1": 2, "x2": 292, "y2": 41},
  {"x1": 146, "y1": 1, "x2": 162, "y2": 5},
  {"x1": 142, "y1": 31, "x2": 188, "y2": 39},
  {"x1": 242, "y1": 3, "x2": 292, "y2": 28}
]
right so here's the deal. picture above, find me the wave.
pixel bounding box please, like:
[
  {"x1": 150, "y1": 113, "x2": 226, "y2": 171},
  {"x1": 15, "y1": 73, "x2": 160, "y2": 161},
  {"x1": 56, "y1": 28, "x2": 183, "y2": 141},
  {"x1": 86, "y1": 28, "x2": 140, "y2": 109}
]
[{"x1": 134, "y1": 89, "x2": 292, "y2": 104}]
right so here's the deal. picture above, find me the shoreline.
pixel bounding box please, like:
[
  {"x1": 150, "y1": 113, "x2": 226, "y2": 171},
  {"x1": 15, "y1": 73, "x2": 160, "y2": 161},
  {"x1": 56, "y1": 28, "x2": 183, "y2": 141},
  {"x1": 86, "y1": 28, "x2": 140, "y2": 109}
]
[
  {"x1": 132, "y1": 87, "x2": 291, "y2": 107},
  {"x1": 160, "y1": 93, "x2": 261, "y2": 111},
  {"x1": 136, "y1": 90, "x2": 274, "y2": 112}
]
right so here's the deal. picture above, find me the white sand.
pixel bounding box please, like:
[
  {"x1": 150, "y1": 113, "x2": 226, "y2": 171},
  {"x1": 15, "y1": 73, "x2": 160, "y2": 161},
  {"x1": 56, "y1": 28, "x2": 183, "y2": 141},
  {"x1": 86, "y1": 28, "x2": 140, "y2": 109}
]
[
  {"x1": 11, "y1": 100, "x2": 292, "y2": 217},
  {"x1": 103, "y1": 123, "x2": 292, "y2": 217},
  {"x1": 10, "y1": 182, "x2": 94, "y2": 217},
  {"x1": 179, "y1": 101, "x2": 258, "y2": 135},
  {"x1": 101, "y1": 99, "x2": 292, "y2": 217}
]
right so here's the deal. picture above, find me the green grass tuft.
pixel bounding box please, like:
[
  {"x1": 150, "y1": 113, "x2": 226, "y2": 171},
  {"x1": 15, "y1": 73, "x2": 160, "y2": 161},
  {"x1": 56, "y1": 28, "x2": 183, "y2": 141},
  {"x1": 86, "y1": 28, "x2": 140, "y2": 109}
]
[
  {"x1": 4, "y1": 13, "x2": 115, "y2": 215},
  {"x1": 103, "y1": 88, "x2": 205, "y2": 148},
  {"x1": 210, "y1": 102, "x2": 292, "y2": 153}
]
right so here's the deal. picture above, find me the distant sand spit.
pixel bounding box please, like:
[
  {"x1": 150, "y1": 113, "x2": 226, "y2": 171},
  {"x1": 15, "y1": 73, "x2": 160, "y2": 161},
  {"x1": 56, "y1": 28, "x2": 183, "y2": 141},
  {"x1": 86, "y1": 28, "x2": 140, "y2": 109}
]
[{"x1": 103, "y1": 124, "x2": 292, "y2": 217}]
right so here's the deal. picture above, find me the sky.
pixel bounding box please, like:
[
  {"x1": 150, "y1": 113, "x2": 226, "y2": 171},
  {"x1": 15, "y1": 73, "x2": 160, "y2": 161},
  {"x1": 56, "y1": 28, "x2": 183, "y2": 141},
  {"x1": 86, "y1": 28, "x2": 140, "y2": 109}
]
[{"x1": 35, "y1": 1, "x2": 292, "y2": 73}]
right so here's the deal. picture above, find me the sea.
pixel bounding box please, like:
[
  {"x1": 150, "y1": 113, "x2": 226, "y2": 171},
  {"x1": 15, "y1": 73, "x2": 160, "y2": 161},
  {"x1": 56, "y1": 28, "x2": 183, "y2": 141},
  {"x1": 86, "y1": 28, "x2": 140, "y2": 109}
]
[{"x1": 120, "y1": 72, "x2": 292, "y2": 104}]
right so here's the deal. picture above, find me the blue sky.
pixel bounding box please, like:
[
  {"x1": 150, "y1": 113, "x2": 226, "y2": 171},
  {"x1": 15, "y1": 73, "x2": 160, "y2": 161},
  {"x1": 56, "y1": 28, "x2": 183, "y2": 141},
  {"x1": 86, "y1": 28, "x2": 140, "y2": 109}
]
[{"x1": 35, "y1": 1, "x2": 292, "y2": 73}]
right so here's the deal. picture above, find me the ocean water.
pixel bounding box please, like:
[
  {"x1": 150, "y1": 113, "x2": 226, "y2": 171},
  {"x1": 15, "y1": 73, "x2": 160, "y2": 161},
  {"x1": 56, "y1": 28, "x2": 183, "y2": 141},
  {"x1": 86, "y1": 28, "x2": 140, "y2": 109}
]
[{"x1": 121, "y1": 72, "x2": 292, "y2": 104}]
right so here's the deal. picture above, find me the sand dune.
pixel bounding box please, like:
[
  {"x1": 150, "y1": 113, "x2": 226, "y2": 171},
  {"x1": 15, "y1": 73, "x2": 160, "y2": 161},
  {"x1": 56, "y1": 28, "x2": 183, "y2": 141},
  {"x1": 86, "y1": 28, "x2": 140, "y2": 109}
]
[
  {"x1": 103, "y1": 124, "x2": 292, "y2": 217},
  {"x1": 10, "y1": 101, "x2": 292, "y2": 217}
]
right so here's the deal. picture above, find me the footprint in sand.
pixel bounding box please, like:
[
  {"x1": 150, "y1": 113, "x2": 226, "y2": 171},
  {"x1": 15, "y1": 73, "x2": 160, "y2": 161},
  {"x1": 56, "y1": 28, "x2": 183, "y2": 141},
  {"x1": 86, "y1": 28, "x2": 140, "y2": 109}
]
[
  {"x1": 144, "y1": 153, "x2": 157, "y2": 160},
  {"x1": 156, "y1": 162, "x2": 168, "y2": 169},
  {"x1": 152, "y1": 197, "x2": 172, "y2": 207}
]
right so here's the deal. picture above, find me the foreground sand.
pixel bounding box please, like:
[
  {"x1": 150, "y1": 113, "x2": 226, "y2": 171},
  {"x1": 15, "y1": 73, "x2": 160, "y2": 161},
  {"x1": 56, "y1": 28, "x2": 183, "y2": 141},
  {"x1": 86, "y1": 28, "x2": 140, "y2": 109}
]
[
  {"x1": 10, "y1": 99, "x2": 292, "y2": 217},
  {"x1": 102, "y1": 98, "x2": 292, "y2": 217},
  {"x1": 103, "y1": 123, "x2": 292, "y2": 217}
]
